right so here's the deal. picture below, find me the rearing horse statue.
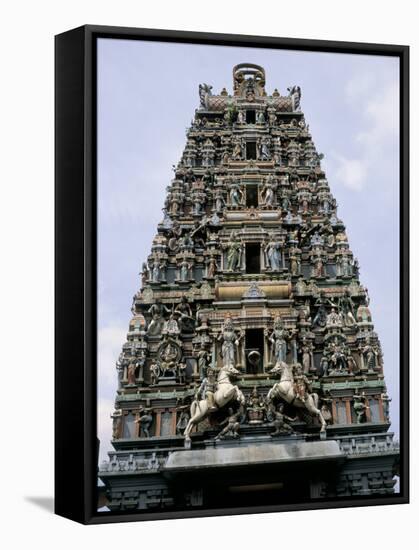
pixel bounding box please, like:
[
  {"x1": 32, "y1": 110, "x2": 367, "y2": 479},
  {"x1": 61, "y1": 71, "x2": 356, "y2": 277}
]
[
  {"x1": 184, "y1": 364, "x2": 245, "y2": 447},
  {"x1": 267, "y1": 361, "x2": 327, "y2": 433}
]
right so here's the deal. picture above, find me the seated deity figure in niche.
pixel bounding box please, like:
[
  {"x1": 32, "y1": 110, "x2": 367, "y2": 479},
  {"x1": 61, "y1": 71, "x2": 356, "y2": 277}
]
[
  {"x1": 218, "y1": 316, "x2": 241, "y2": 367},
  {"x1": 264, "y1": 234, "x2": 282, "y2": 270},
  {"x1": 147, "y1": 300, "x2": 171, "y2": 336},
  {"x1": 269, "y1": 316, "x2": 289, "y2": 364},
  {"x1": 225, "y1": 232, "x2": 243, "y2": 271}
]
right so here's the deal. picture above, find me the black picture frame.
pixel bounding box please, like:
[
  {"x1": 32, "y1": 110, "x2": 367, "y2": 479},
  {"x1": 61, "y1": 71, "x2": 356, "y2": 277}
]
[{"x1": 55, "y1": 24, "x2": 409, "y2": 525}]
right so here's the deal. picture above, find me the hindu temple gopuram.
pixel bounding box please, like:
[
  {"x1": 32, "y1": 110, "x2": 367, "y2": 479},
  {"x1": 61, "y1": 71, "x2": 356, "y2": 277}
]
[{"x1": 99, "y1": 63, "x2": 399, "y2": 511}]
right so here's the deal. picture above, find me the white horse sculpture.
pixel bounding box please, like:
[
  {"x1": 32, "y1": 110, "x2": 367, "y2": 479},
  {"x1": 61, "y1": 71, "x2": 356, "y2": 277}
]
[
  {"x1": 184, "y1": 364, "x2": 245, "y2": 447},
  {"x1": 267, "y1": 361, "x2": 326, "y2": 433}
]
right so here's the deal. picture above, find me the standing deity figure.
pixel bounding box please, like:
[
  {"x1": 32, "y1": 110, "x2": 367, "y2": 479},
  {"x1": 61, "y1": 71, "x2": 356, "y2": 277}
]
[
  {"x1": 193, "y1": 192, "x2": 205, "y2": 216},
  {"x1": 361, "y1": 337, "x2": 379, "y2": 371},
  {"x1": 231, "y1": 138, "x2": 243, "y2": 160},
  {"x1": 127, "y1": 361, "x2": 137, "y2": 385},
  {"x1": 225, "y1": 232, "x2": 243, "y2": 271},
  {"x1": 179, "y1": 257, "x2": 193, "y2": 282},
  {"x1": 135, "y1": 408, "x2": 153, "y2": 438},
  {"x1": 237, "y1": 110, "x2": 245, "y2": 124},
  {"x1": 328, "y1": 341, "x2": 347, "y2": 372},
  {"x1": 196, "y1": 367, "x2": 217, "y2": 411},
  {"x1": 289, "y1": 247, "x2": 301, "y2": 276},
  {"x1": 339, "y1": 291, "x2": 357, "y2": 326},
  {"x1": 256, "y1": 110, "x2": 266, "y2": 124},
  {"x1": 287, "y1": 85, "x2": 302, "y2": 111},
  {"x1": 213, "y1": 188, "x2": 225, "y2": 213},
  {"x1": 229, "y1": 182, "x2": 244, "y2": 207},
  {"x1": 312, "y1": 251, "x2": 326, "y2": 278},
  {"x1": 207, "y1": 256, "x2": 218, "y2": 278},
  {"x1": 150, "y1": 259, "x2": 161, "y2": 283},
  {"x1": 300, "y1": 340, "x2": 314, "y2": 374},
  {"x1": 269, "y1": 316, "x2": 289, "y2": 364},
  {"x1": 353, "y1": 394, "x2": 368, "y2": 424},
  {"x1": 149, "y1": 361, "x2": 160, "y2": 385},
  {"x1": 320, "y1": 351, "x2": 329, "y2": 377},
  {"x1": 218, "y1": 316, "x2": 241, "y2": 367},
  {"x1": 258, "y1": 137, "x2": 271, "y2": 160},
  {"x1": 264, "y1": 234, "x2": 282, "y2": 271},
  {"x1": 281, "y1": 189, "x2": 291, "y2": 211},
  {"x1": 196, "y1": 346, "x2": 211, "y2": 378},
  {"x1": 261, "y1": 175, "x2": 277, "y2": 207},
  {"x1": 140, "y1": 262, "x2": 149, "y2": 287}
]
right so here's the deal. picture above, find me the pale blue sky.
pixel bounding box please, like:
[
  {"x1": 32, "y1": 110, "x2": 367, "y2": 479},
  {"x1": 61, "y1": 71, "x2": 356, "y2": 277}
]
[{"x1": 97, "y1": 38, "x2": 400, "y2": 464}]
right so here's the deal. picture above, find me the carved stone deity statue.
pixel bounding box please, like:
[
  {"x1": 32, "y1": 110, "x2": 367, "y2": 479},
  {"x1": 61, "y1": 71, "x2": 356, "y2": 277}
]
[
  {"x1": 361, "y1": 336, "x2": 379, "y2": 371},
  {"x1": 213, "y1": 188, "x2": 225, "y2": 212},
  {"x1": 339, "y1": 291, "x2": 357, "y2": 326},
  {"x1": 264, "y1": 234, "x2": 282, "y2": 270},
  {"x1": 269, "y1": 316, "x2": 289, "y2": 364},
  {"x1": 179, "y1": 257, "x2": 193, "y2": 282},
  {"x1": 236, "y1": 110, "x2": 245, "y2": 124},
  {"x1": 258, "y1": 137, "x2": 271, "y2": 160},
  {"x1": 135, "y1": 408, "x2": 153, "y2": 438},
  {"x1": 231, "y1": 138, "x2": 243, "y2": 160},
  {"x1": 289, "y1": 247, "x2": 301, "y2": 276},
  {"x1": 207, "y1": 256, "x2": 218, "y2": 278},
  {"x1": 225, "y1": 232, "x2": 243, "y2": 271},
  {"x1": 218, "y1": 316, "x2": 241, "y2": 367},
  {"x1": 147, "y1": 300, "x2": 171, "y2": 336},
  {"x1": 353, "y1": 394, "x2": 367, "y2": 424},
  {"x1": 229, "y1": 182, "x2": 244, "y2": 207},
  {"x1": 261, "y1": 175, "x2": 277, "y2": 207},
  {"x1": 300, "y1": 340, "x2": 314, "y2": 374}
]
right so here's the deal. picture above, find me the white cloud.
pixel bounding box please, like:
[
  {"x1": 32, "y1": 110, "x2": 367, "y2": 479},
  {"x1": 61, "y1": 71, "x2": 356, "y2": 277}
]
[
  {"x1": 332, "y1": 154, "x2": 368, "y2": 191},
  {"x1": 331, "y1": 76, "x2": 398, "y2": 192},
  {"x1": 345, "y1": 72, "x2": 375, "y2": 103},
  {"x1": 356, "y1": 81, "x2": 399, "y2": 153}
]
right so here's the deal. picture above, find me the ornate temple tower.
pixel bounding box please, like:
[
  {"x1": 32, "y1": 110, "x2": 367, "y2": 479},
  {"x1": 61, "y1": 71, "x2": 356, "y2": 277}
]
[{"x1": 99, "y1": 64, "x2": 399, "y2": 511}]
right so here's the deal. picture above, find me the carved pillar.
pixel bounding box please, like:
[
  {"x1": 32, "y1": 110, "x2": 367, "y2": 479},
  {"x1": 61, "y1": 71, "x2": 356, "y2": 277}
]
[
  {"x1": 378, "y1": 397, "x2": 385, "y2": 422},
  {"x1": 154, "y1": 409, "x2": 163, "y2": 437},
  {"x1": 171, "y1": 408, "x2": 178, "y2": 435},
  {"x1": 345, "y1": 399, "x2": 351, "y2": 424},
  {"x1": 331, "y1": 400, "x2": 337, "y2": 424}
]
